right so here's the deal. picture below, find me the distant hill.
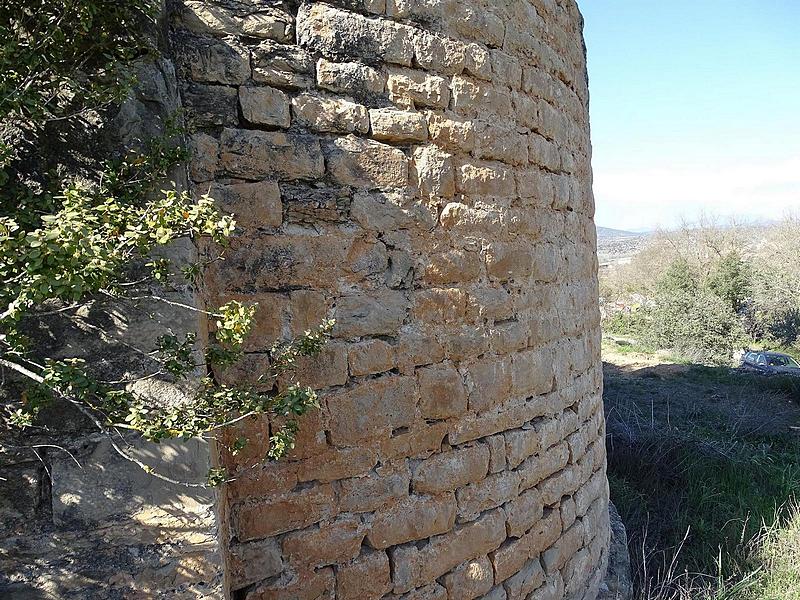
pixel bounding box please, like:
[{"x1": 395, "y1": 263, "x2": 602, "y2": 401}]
[{"x1": 597, "y1": 226, "x2": 643, "y2": 238}]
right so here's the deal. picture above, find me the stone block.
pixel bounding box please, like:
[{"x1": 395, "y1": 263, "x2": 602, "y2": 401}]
[
  {"x1": 182, "y1": 83, "x2": 238, "y2": 127},
  {"x1": 411, "y1": 145, "x2": 455, "y2": 199},
  {"x1": 505, "y1": 487, "x2": 544, "y2": 538},
  {"x1": 417, "y1": 363, "x2": 468, "y2": 420},
  {"x1": 516, "y1": 443, "x2": 569, "y2": 491},
  {"x1": 207, "y1": 180, "x2": 282, "y2": 230},
  {"x1": 188, "y1": 133, "x2": 218, "y2": 183},
  {"x1": 397, "y1": 328, "x2": 446, "y2": 371},
  {"x1": 420, "y1": 248, "x2": 479, "y2": 285},
  {"x1": 486, "y1": 434, "x2": 507, "y2": 474},
  {"x1": 456, "y1": 470, "x2": 520, "y2": 522},
  {"x1": 451, "y1": 75, "x2": 512, "y2": 117},
  {"x1": 292, "y1": 93, "x2": 370, "y2": 133},
  {"x1": 232, "y1": 483, "x2": 335, "y2": 541},
  {"x1": 464, "y1": 356, "x2": 513, "y2": 413},
  {"x1": 412, "y1": 444, "x2": 489, "y2": 494},
  {"x1": 175, "y1": 33, "x2": 250, "y2": 85},
  {"x1": 317, "y1": 58, "x2": 385, "y2": 95},
  {"x1": 339, "y1": 461, "x2": 411, "y2": 512},
  {"x1": 337, "y1": 550, "x2": 393, "y2": 600},
  {"x1": 333, "y1": 291, "x2": 408, "y2": 338},
  {"x1": 412, "y1": 31, "x2": 466, "y2": 75},
  {"x1": 219, "y1": 129, "x2": 324, "y2": 181},
  {"x1": 239, "y1": 86, "x2": 291, "y2": 128},
  {"x1": 327, "y1": 375, "x2": 417, "y2": 445},
  {"x1": 282, "y1": 516, "x2": 366, "y2": 568},
  {"x1": 175, "y1": 1, "x2": 293, "y2": 42},
  {"x1": 456, "y1": 162, "x2": 515, "y2": 197},
  {"x1": 511, "y1": 347, "x2": 555, "y2": 398},
  {"x1": 367, "y1": 493, "x2": 457, "y2": 548},
  {"x1": 349, "y1": 339, "x2": 396, "y2": 376},
  {"x1": 245, "y1": 566, "x2": 334, "y2": 600},
  {"x1": 503, "y1": 559, "x2": 544, "y2": 598},
  {"x1": 370, "y1": 108, "x2": 428, "y2": 143},
  {"x1": 442, "y1": 556, "x2": 494, "y2": 600},
  {"x1": 426, "y1": 112, "x2": 475, "y2": 152},
  {"x1": 297, "y1": 3, "x2": 414, "y2": 66},
  {"x1": 252, "y1": 40, "x2": 315, "y2": 88},
  {"x1": 380, "y1": 422, "x2": 449, "y2": 461},
  {"x1": 325, "y1": 135, "x2": 409, "y2": 189},
  {"x1": 228, "y1": 538, "x2": 283, "y2": 590},
  {"x1": 296, "y1": 446, "x2": 377, "y2": 484},
  {"x1": 391, "y1": 509, "x2": 506, "y2": 592},
  {"x1": 542, "y1": 521, "x2": 584, "y2": 574},
  {"x1": 387, "y1": 67, "x2": 450, "y2": 109},
  {"x1": 411, "y1": 288, "x2": 467, "y2": 324}
]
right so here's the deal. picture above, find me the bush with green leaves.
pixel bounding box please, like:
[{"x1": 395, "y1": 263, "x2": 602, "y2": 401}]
[
  {"x1": 609, "y1": 259, "x2": 746, "y2": 364},
  {"x1": 0, "y1": 0, "x2": 329, "y2": 487}
]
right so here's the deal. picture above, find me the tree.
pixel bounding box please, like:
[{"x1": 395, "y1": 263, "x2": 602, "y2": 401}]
[
  {"x1": 0, "y1": 0, "x2": 328, "y2": 487},
  {"x1": 707, "y1": 251, "x2": 751, "y2": 313}
]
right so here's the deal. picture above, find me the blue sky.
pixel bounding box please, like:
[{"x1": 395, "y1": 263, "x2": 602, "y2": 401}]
[{"x1": 579, "y1": 1, "x2": 800, "y2": 231}]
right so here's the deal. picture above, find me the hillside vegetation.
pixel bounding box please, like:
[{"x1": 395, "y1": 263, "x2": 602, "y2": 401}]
[
  {"x1": 601, "y1": 218, "x2": 800, "y2": 600},
  {"x1": 602, "y1": 217, "x2": 800, "y2": 365}
]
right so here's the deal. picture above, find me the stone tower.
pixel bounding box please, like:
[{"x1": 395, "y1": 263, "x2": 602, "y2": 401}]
[
  {"x1": 172, "y1": 0, "x2": 608, "y2": 600},
  {"x1": 180, "y1": 0, "x2": 609, "y2": 598}
]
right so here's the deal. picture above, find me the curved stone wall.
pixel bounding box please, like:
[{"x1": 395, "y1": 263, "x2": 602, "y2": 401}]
[{"x1": 172, "y1": 0, "x2": 609, "y2": 598}]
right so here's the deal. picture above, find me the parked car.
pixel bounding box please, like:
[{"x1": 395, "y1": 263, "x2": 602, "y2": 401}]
[{"x1": 741, "y1": 350, "x2": 800, "y2": 376}]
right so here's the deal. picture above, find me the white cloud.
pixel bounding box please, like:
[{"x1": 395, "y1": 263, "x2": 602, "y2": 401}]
[{"x1": 593, "y1": 156, "x2": 800, "y2": 231}]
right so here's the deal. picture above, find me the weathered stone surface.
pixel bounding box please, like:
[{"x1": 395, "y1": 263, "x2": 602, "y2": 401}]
[
  {"x1": 412, "y1": 444, "x2": 489, "y2": 494},
  {"x1": 456, "y1": 162, "x2": 515, "y2": 197},
  {"x1": 292, "y1": 93, "x2": 370, "y2": 133},
  {"x1": 417, "y1": 363, "x2": 468, "y2": 420},
  {"x1": 349, "y1": 339, "x2": 396, "y2": 376},
  {"x1": 505, "y1": 488, "x2": 544, "y2": 538},
  {"x1": 239, "y1": 86, "x2": 291, "y2": 127},
  {"x1": 182, "y1": 83, "x2": 238, "y2": 127},
  {"x1": 411, "y1": 145, "x2": 455, "y2": 199},
  {"x1": 233, "y1": 484, "x2": 335, "y2": 541},
  {"x1": 339, "y1": 461, "x2": 411, "y2": 512},
  {"x1": 325, "y1": 135, "x2": 409, "y2": 189},
  {"x1": 317, "y1": 58, "x2": 385, "y2": 95},
  {"x1": 370, "y1": 108, "x2": 428, "y2": 143},
  {"x1": 504, "y1": 559, "x2": 545, "y2": 598},
  {"x1": 208, "y1": 180, "x2": 282, "y2": 230},
  {"x1": 228, "y1": 538, "x2": 283, "y2": 590},
  {"x1": 391, "y1": 509, "x2": 506, "y2": 592},
  {"x1": 175, "y1": 1, "x2": 293, "y2": 42},
  {"x1": 333, "y1": 291, "x2": 408, "y2": 338},
  {"x1": 456, "y1": 470, "x2": 520, "y2": 522},
  {"x1": 426, "y1": 111, "x2": 475, "y2": 151},
  {"x1": 252, "y1": 40, "x2": 315, "y2": 88},
  {"x1": 337, "y1": 550, "x2": 393, "y2": 600},
  {"x1": 388, "y1": 67, "x2": 450, "y2": 109},
  {"x1": 442, "y1": 556, "x2": 494, "y2": 600},
  {"x1": 297, "y1": 3, "x2": 414, "y2": 66},
  {"x1": 219, "y1": 129, "x2": 324, "y2": 180},
  {"x1": 368, "y1": 493, "x2": 457, "y2": 548},
  {"x1": 175, "y1": 33, "x2": 250, "y2": 85},
  {"x1": 166, "y1": 1, "x2": 611, "y2": 598},
  {"x1": 327, "y1": 375, "x2": 416, "y2": 444},
  {"x1": 282, "y1": 516, "x2": 366, "y2": 568},
  {"x1": 245, "y1": 566, "x2": 334, "y2": 600}
]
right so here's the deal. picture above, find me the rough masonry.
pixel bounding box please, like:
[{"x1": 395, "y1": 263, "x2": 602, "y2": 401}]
[{"x1": 173, "y1": 0, "x2": 610, "y2": 598}]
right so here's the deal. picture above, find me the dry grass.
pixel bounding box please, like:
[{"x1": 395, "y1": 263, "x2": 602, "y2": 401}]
[{"x1": 604, "y1": 339, "x2": 800, "y2": 600}]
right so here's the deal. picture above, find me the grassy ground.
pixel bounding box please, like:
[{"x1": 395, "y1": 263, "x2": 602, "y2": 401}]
[{"x1": 603, "y1": 337, "x2": 800, "y2": 600}]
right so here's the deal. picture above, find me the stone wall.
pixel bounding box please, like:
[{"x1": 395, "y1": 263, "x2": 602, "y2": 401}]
[
  {"x1": 0, "y1": 51, "x2": 223, "y2": 599},
  {"x1": 172, "y1": 0, "x2": 609, "y2": 599}
]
